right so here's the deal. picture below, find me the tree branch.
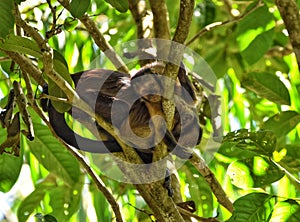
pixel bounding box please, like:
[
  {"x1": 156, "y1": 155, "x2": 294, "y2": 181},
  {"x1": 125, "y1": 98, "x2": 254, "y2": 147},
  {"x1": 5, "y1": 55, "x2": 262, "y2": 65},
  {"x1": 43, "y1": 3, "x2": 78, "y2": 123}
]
[
  {"x1": 129, "y1": 0, "x2": 152, "y2": 40},
  {"x1": 149, "y1": 0, "x2": 170, "y2": 40},
  {"x1": 275, "y1": 0, "x2": 300, "y2": 69},
  {"x1": 163, "y1": 0, "x2": 195, "y2": 127},
  {"x1": 172, "y1": 0, "x2": 194, "y2": 45},
  {"x1": 190, "y1": 154, "x2": 234, "y2": 213},
  {"x1": 128, "y1": 0, "x2": 153, "y2": 66}
]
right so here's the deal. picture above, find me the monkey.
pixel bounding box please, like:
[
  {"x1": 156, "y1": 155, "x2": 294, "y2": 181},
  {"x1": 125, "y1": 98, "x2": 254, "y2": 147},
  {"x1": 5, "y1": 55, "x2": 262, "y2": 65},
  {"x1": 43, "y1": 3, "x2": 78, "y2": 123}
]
[{"x1": 42, "y1": 62, "x2": 202, "y2": 164}]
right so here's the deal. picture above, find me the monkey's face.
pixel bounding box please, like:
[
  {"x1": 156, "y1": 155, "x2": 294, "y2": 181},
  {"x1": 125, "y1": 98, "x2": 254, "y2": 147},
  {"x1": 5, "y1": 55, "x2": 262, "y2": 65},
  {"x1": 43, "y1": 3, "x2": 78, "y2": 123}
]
[
  {"x1": 132, "y1": 74, "x2": 162, "y2": 103},
  {"x1": 172, "y1": 98, "x2": 202, "y2": 149}
]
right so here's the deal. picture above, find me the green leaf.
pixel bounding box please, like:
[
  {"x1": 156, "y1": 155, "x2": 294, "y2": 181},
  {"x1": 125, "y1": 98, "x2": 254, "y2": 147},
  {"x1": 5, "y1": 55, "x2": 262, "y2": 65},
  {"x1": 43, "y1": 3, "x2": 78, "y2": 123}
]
[
  {"x1": 222, "y1": 129, "x2": 277, "y2": 157},
  {"x1": 227, "y1": 157, "x2": 284, "y2": 188},
  {"x1": 183, "y1": 162, "x2": 214, "y2": 217},
  {"x1": 242, "y1": 72, "x2": 291, "y2": 105},
  {"x1": 218, "y1": 141, "x2": 257, "y2": 159},
  {"x1": 279, "y1": 144, "x2": 300, "y2": 174},
  {"x1": 270, "y1": 200, "x2": 300, "y2": 222},
  {"x1": 69, "y1": 0, "x2": 90, "y2": 18},
  {"x1": 27, "y1": 113, "x2": 80, "y2": 185},
  {"x1": 48, "y1": 50, "x2": 72, "y2": 113},
  {"x1": 18, "y1": 178, "x2": 54, "y2": 222},
  {"x1": 228, "y1": 193, "x2": 275, "y2": 222},
  {"x1": 53, "y1": 50, "x2": 69, "y2": 71},
  {"x1": 261, "y1": 111, "x2": 300, "y2": 138},
  {"x1": 104, "y1": 0, "x2": 129, "y2": 12},
  {"x1": 204, "y1": 42, "x2": 228, "y2": 78},
  {"x1": 0, "y1": 0, "x2": 14, "y2": 39},
  {"x1": 49, "y1": 176, "x2": 84, "y2": 221},
  {"x1": 90, "y1": 183, "x2": 112, "y2": 221},
  {"x1": 236, "y1": 4, "x2": 273, "y2": 36},
  {"x1": 64, "y1": 17, "x2": 79, "y2": 31},
  {"x1": 227, "y1": 160, "x2": 254, "y2": 188},
  {"x1": 0, "y1": 35, "x2": 42, "y2": 58},
  {"x1": 241, "y1": 29, "x2": 274, "y2": 65},
  {"x1": 18, "y1": 173, "x2": 82, "y2": 222},
  {"x1": 236, "y1": 4, "x2": 275, "y2": 64},
  {"x1": 0, "y1": 128, "x2": 23, "y2": 192}
]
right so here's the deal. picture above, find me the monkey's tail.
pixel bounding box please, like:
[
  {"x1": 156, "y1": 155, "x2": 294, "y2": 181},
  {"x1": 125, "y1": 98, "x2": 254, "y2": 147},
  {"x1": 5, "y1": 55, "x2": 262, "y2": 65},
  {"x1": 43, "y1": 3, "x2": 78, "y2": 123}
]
[{"x1": 47, "y1": 103, "x2": 122, "y2": 153}]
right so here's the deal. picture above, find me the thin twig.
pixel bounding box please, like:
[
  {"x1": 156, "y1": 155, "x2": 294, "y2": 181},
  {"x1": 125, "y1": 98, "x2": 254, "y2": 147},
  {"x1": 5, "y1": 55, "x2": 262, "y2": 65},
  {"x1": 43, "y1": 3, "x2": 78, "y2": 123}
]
[
  {"x1": 39, "y1": 94, "x2": 71, "y2": 104},
  {"x1": 149, "y1": 0, "x2": 170, "y2": 40},
  {"x1": 14, "y1": 3, "x2": 48, "y2": 51},
  {"x1": 0, "y1": 57, "x2": 12, "y2": 62},
  {"x1": 270, "y1": 158, "x2": 300, "y2": 186},
  {"x1": 177, "y1": 206, "x2": 220, "y2": 222},
  {"x1": 186, "y1": 0, "x2": 264, "y2": 46}
]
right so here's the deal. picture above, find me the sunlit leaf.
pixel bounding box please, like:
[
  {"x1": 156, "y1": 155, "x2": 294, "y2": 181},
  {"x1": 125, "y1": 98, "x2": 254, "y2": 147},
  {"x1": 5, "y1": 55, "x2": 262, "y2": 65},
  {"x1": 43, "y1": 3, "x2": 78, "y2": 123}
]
[
  {"x1": 227, "y1": 157, "x2": 284, "y2": 188},
  {"x1": 0, "y1": 35, "x2": 42, "y2": 58},
  {"x1": 228, "y1": 193, "x2": 275, "y2": 222},
  {"x1": 18, "y1": 177, "x2": 55, "y2": 222},
  {"x1": 241, "y1": 29, "x2": 274, "y2": 65},
  {"x1": 270, "y1": 199, "x2": 300, "y2": 222},
  {"x1": 236, "y1": 5, "x2": 273, "y2": 36},
  {"x1": 227, "y1": 160, "x2": 254, "y2": 188},
  {"x1": 242, "y1": 72, "x2": 291, "y2": 105},
  {"x1": 262, "y1": 111, "x2": 300, "y2": 138},
  {"x1": 27, "y1": 111, "x2": 80, "y2": 185},
  {"x1": 48, "y1": 176, "x2": 84, "y2": 221}
]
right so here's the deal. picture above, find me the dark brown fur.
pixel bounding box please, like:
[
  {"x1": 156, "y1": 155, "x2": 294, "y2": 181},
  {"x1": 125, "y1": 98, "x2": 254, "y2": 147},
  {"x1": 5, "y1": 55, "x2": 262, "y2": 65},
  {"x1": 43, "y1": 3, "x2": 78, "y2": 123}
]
[{"x1": 43, "y1": 63, "x2": 201, "y2": 163}]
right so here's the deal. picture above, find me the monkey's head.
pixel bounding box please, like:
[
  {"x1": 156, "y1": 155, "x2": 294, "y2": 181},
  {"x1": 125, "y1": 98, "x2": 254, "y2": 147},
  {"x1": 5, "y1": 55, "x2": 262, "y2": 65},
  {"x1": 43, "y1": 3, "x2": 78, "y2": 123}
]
[{"x1": 131, "y1": 66, "x2": 163, "y2": 103}]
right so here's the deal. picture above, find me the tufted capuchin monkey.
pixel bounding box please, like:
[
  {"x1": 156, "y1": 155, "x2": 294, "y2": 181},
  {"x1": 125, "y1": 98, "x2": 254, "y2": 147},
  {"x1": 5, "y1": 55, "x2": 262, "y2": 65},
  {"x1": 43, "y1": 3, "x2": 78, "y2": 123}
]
[{"x1": 42, "y1": 62, "x2": 202, "y2": 164}]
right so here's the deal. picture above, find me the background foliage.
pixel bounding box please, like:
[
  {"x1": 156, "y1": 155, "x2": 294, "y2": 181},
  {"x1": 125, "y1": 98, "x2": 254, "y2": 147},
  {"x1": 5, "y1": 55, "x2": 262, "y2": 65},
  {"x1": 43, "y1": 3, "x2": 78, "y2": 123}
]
[{"x1": 0, "y1": 0, "x2": 300, "y2": 221}]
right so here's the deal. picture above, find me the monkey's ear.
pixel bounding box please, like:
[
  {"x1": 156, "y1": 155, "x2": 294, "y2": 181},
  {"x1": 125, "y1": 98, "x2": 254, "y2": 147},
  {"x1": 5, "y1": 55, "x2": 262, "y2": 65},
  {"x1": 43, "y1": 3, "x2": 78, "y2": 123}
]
[
  {"x1": 40, "y1": 84, "x2": 49, "y2": 112},
  {"x1": 177, "y1": 62, "x2": 197, "y2": 104}
]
